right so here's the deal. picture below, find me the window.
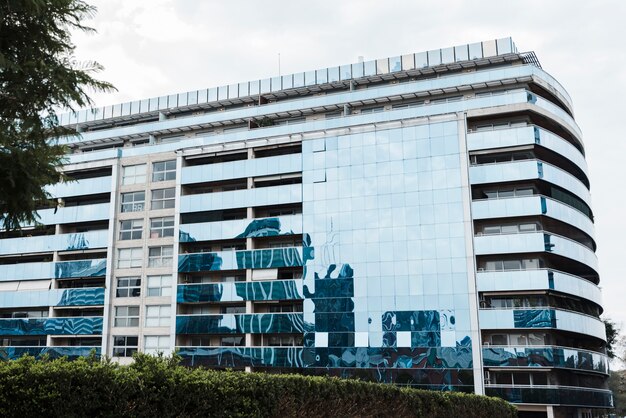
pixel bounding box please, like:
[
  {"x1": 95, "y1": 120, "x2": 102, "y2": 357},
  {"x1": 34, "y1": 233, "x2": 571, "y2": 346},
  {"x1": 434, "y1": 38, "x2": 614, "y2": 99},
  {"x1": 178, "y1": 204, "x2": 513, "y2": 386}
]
[
  {"x1": 152, "y1": 160, "x2": 176, "y2": 182},
  {"x1": 145, "y1": 305, "x2": 171, "y2": 327},
  {"x1": 117, "y1": 248, "x2": 143, "y2": 268},
  {"x1": 220, "y1": 305, "x2": 246, "y2": 314},
  {"x1": 121, "y1": 191, "x2": 145, "y2": 213},
  {"x1": 144, "y1": 335, "x2": 171, "y2": 355},
  {"x1": 116, "y1": 277, "x2": 141, "y2": 297},
  {"x1": 221, "y1": 336, "x2": 244, "y2": 346},
  {"x1": 150, "y1": 217, "x2": 174, "y2": 238},
  {"x1": 151, "y1": 188, "x2": 175, "y2": 210},
  {"x1": 114, "y1": 306, "x2": 140, "y2": 327},
  {"x1": 122, "y1": 164, "x2": 146, "y2": 185},
  {"x1": 147, "y1": 275, "x2": 172, "y2": 297},
  {"x1": 112, "y1": 336, "x2": 138, "y2": 357},
  {"x1": 148, "y1": 246, "x2": 173, "y2": 268},
  {"x1": 119, "y1": 219, "x2": 143, "y2": 240}
]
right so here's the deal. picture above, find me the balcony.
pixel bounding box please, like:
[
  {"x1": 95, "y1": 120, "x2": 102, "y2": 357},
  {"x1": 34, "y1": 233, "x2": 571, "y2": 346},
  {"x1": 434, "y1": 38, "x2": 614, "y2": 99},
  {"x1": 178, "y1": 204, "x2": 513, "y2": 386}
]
[
  {"x1": 0, "y1": 230, "x2": 108, "y2": 256},
  {"x1": 0, "y1": 317, "x2": 103, "y2": 336},
  {"x1": 0, "y1": 258, "x2": 106, "y2": 281},
  {"x1": 0, "y1": 287, "x2": 105, "y2": 308},
  {"x1": 176, "y1": 313, "x2": 310, "y2": 334},
  {"x1": 472, "y1": 195, "x2": 594, "y2": 239},
  {"x1": 34, "y1": 202, "x2": 111, "y2": 226},
  {"x1": 483, "y1": 345, "x2": 609, "y2": 375},
  {"x1": 177, "y1": 280, "x2": 303, "y2": 303},
  {"x1": 178, "y1": 247, "x2": 306, "y2": 273},
  {"x1": 474, "y1": 232, "x2": 598, "y2": 276},
  {"x1": 180, "y1": 184, "x2": 301, "y2": 214},
  {"x1": 479, "y1": 308, "x2": 606, "y2": 341},
  {"x1": 45, "y1": 176, "x2": 112, "y2": 199},
  {"x1": 477, "y1": 269, "x2": 601, "y2": 307},
  {"x1": 467, "y1": 126, "x2": 587, "y2": 176},
  {"x1": 182, "y1": 154, "x2": 301, "y2": 185},
  {"x1": 0, "y1": 346, "x2": 101, "y2": 361},
  {"x1": 179, "y1": 215, "x2": 302, "y2": 243},
  {"x1": 485, "y1": 385, "x2": 613, "y2": 408}
]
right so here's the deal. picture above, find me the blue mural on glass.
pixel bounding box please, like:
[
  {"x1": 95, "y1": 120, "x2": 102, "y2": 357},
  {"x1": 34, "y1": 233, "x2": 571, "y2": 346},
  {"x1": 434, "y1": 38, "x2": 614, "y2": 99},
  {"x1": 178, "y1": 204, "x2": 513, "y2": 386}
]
[
  {"x1": 54, "y1": 259, "x2": 106, "y2": 279},
  {"x1": 177, "y1": 280, "x2": 303, "y2": 303},
  {"x1": 66, "y1": 233, "x2": 89, "y2": 250},
  {"x1": 513, "y1": 309, "x2": 556, "y2": 328},
  {"x1": 57, "y1": 288, "x2": 105, "y2": 307},
  {"x1": 0, "y1": 346, "x2": 101, "y2": 361},
  {"x1": 0, "y1": 317, "x2": 103, "y2": 336},
  {"x1": 483, "y1": 346, "x2": 608, "y2": 374}
]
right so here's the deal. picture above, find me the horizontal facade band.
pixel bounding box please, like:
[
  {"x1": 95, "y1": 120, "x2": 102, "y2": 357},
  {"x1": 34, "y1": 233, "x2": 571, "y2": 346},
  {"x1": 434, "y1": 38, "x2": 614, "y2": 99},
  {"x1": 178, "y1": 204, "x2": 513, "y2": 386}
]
[
  {"x1": 0, "y1": 230, "x2": 108, "y2": 257},
  {"x1": 0, "y1": 258, "x2": 106, "y2": 282},
  {"x1": 179, "y1": 215, "x2": 302, "y2": 243},
  {"x1": 479, "y1": 308, "x2": 606, "y2": 341},
  {"x1": 0, "y1": 317, "x2": 103, "y2": 336},
  {"x1": 180, "y1": 184, "x2": 302, "y2": 213},
  {"x1": 484, "y1": 385, "x2": 613, "y2": 408},
  {"x1": 482, "y1": 345, "x2": 608, "y2": 375},
  {"x1": 178, "y1": 247, "x2": 306, "y2": 272},
  {"x1": 0, "y1": 346, "x2": 101, "y2": 361},
  {"x1": 0, "y1": 287, "x2": 104, "y2": 308}
]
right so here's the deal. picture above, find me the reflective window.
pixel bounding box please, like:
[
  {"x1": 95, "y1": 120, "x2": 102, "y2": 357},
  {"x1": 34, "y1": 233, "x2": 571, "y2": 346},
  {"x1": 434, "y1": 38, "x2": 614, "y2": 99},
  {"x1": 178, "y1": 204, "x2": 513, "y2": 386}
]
[
  {"x1": 149, "y1": 217, "x2": 174, "y2": 238},
  {"x1": 116, "y1": 277, "x2": 141, "y2": 298},
  {"x1": 145, "y1": 305, "x2": 171, "y2": 327},
  {"x1": 152, "y1": 160, "x2": 176, "y2": 182},
  {"x1": 122, "y1": 164, "x2": 146, "y2": 185},
  {"x1": 144, "y1": 335, "x2": 170, "y2": 355},
  {"x1": 148, "y1": 246, "x2": 173, "y2": 268},
  {"x1": 147, "y1": 275, "x2": 172, "y2": 297},
  {"x1": 121, "y1": 191, "x2": 145, "y2": 213},
  {"x1": 151, "y1": 188, "x2": 175, "y2": 210},
  {"x1": 117, "y1": 248, "x2": 143, "y2": 269},
  {"x1": 119, "y1": 219, "x2": 142, "y2": 240},
  {"x1": 114, "y1": 306, "x2": 139, "y2": 327},
  {"x1": 112, "y1": 335, "x2": 138, "y2": 357}
]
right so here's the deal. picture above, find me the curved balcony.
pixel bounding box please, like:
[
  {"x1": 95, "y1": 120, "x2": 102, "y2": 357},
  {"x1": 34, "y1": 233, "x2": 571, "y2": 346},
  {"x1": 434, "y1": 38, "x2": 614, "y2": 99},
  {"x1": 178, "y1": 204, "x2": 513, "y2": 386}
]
[
  {"x1": 479, "y1": 308, "x2": 606, "y2": 341},
  {"x1": 0, "y1": 346, "x2": 101, "y2": 361},
  {"x1": 45, "y1": 176, "x2": 112, "y2": 199},
  {"x1": 483, "y1": 345, "x2": 609, "y2": 375},
  {"x1": 485, "y1": 385, "x2": 613, "y2": 408},
  {"x1": 474, "y1": 232, "x2": 598, "y2": 276},
  {"x1": 177, "y1": 280, "x2": 303, "y2": 303},
  {"x1": 0, "y1": 316, "x2": 103, "y2": 336},
  {"x1": 0, "y1": 287, "x2": 105, "y2": 308},
  {"x1": 181, "y1": 154, "x2": 301, "y2": 185},
  {"x1": 0, "y1": 230, "x2": 108, "y2": 256},
  {"x1": 472, "y1": 195, "x2": 595, "y2": 240},
  {"x1": 179, "y1": 215, "x2": 302, "y2": 243},
  {"x1": 467, "y1": 126, "x2": 587, "y2": 176},
  {"x1": 178, "y1": 246, "x2": 306, "y2": 273},
  {"x1": 180, "y1": 184, "x2": 301, "y2": 214},
  {"x1": 476, "y1": 269, "x2": 602, "y2": 307},
  {"x1": 469, "y1": 160, "x2": 591, "y2": 208}
]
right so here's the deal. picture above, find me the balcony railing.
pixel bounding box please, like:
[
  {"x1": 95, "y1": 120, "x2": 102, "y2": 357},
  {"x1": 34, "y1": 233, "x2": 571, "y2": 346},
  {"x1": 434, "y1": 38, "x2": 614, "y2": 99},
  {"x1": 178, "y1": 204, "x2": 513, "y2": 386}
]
[{"x1": 485, "y1": 384, "x2": 613, "y2": 408}]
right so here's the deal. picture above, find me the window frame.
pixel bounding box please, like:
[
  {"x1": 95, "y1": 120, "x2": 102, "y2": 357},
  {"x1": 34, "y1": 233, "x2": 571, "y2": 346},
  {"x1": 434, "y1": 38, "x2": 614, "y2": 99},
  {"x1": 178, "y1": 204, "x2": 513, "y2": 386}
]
[
  {"x1": 112, "y1": 335, "x2": 138, "y2": 357},
  {"x1": 120, "y1": 191, "x2": 146, "y2": 213},
  {"x1": 119, "y1": 219, "x2": 143, "y2": 240},
  {"x1": 152, "y1": 160, "x2": 176, "y2": 182},
  {"x1": 114, "y1": 306, "x2": 140, "y2": 327},
  {"x1": 149, "y1": 217, "x2": 175, "y2": 238},
  {"x1": 147, "y1": 275, "x2": 172, "y2": 297},
  {"x1": 148, "y1": 246, "x2": 173, "y2": 268},
  {"x1": 144, "y1": 335, "x2": 171, "y2": 355},
  {"x1": 145, "y1": 305, "x2": 171, "y2": 327},
  {"x1": 116, "y1": 277, "x2": 141, "y2": 298},
  {"x1": 117, "y1": 247, "x2": 143, "y2": 269},
  {"x1": 122, "y1": 164, "x2": 146, "y2": 185},
  {"x1": 150, "y1": 188, "x2": 176, "y2": 210}
]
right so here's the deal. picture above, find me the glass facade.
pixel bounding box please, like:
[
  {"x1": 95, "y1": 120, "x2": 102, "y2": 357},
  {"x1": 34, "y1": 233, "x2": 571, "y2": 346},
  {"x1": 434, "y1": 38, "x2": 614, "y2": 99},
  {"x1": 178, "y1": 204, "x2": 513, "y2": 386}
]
[{"x1": 0, "y1": 38, "x2": 610, "y2": 416}]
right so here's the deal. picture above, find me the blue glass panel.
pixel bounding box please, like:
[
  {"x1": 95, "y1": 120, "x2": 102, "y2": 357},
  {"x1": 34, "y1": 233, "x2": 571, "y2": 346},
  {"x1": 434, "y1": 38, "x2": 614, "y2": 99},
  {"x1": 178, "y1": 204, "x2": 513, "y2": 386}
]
[
  {"x1": 0, "y1": 346, "x2": 101, "y2": 361},
  {"x1": 54, "y1": 259, "x2": 106, "y2": 279},
  {"x1": 485, "y1": 386, "x2": 613, "y2": 408},
  {"x1": 176, "y1": 313, "x2": 311, "y2": 334},
  {"x1": 483, "y1": 346, "x2": 608, "y2": 374},
  {"x1": 513, "y1": 309, "x2": 556, "y2": 328},
  {"x1": 0, "y1": 317, "x2": 102, "y2": 335},
  {"x1": 56, "y1": 288, "x2": 105, "y2": 307},
  {"x1": 178, "y1": 280, "x2": 303, "y2": 303}
]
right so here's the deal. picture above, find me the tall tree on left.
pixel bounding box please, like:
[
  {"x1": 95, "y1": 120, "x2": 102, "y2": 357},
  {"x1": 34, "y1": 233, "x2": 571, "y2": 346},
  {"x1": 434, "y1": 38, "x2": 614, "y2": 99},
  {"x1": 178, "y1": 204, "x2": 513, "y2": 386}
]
[{"x1": 0, "y1": 0, "x2": 114, "y2": 230}]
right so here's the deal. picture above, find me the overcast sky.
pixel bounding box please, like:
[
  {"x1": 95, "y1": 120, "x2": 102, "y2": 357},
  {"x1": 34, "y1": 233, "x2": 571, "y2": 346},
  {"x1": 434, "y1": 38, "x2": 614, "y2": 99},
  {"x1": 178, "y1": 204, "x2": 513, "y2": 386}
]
[{"x1": 72, "y1": 1, "x2": 626, "y2": 331}]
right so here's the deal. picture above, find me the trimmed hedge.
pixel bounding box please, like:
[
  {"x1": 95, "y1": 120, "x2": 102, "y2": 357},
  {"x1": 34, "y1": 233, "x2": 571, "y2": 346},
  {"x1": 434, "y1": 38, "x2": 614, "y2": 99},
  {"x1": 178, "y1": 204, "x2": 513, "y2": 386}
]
[{"x1": 0, "y1": 354, "x2": 516, "y2": 417}]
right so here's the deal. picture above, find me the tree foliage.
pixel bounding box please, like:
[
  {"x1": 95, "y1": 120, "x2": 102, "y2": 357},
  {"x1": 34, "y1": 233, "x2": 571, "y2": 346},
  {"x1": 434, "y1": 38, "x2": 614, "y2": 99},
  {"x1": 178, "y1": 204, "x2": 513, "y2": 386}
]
[
  {"x1": 0, "y1": 353, "x2": 517, "y2": 418},
  {"x1": 604, "y1": 318, "x2": 620, "y2": 359},
  {"x1": 0, "y1": 0, "x2": 114, "y2": 230}
]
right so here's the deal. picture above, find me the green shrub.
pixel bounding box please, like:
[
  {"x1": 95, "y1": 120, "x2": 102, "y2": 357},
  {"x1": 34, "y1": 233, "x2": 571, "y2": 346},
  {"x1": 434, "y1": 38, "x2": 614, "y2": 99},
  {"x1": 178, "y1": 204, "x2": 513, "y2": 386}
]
[{"x1": 0, "y1": 354, "x2": 516, "y2": 418}]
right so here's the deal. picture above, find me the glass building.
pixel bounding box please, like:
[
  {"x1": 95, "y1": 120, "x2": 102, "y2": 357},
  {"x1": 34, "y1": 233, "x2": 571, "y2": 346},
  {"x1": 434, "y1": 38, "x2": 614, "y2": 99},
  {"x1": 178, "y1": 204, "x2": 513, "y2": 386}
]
[{"x1": 0, "y1": 38, "x2": 611, "y2": 418}]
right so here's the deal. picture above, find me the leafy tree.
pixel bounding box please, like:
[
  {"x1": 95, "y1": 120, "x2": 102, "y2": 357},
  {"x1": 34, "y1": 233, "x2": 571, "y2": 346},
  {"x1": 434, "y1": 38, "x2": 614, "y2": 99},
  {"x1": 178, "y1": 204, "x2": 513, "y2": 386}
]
[
  {"x1": 604, "y1": 318, "x2": 620, "y2": 359},
  {"x1": 0, "y1": 0, "x2": 114, "y2": 230}
]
